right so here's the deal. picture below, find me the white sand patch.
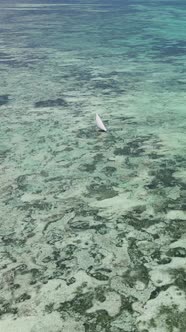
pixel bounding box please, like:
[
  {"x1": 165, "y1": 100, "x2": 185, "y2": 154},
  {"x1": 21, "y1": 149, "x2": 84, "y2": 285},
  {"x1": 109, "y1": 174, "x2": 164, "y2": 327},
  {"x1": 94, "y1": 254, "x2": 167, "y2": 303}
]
[
  {"x1": 137, "y1": 286, "x2": 186, "y2": 332},
  {"x1": 21, "y1": 193, "x2": 45, "y2": 202},
  {"x1": 0, "y1": 314, "x2": 83, "y2": 332},
  {"x1": 90, "y1": 193, "x2": 144, "y2": 217},
  {"x1": 33, "y1": 270, "x2": 106, "y2": 313},
  {"x1": 149, "y1": 268, "x2": 174, "y2": 287},
  {"x1": 170, "y1": 235, "x2": 186, "y2": 249},
  {"x1": 166, "y1": 210, "x2": 186, "y2": 220},
  {"x1": 149, "y1": 257, "x2": 186, "y2": 287},
  {"x1": 174, "y1": 170, "x2": 186, "y2": 183}
]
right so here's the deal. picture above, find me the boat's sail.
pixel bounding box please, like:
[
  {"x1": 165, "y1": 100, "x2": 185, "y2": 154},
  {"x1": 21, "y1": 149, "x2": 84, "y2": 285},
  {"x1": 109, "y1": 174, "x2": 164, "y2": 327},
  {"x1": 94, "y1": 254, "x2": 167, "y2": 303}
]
[{"x1": 96, "y1": 114, "x2": 107, "y2": 132}]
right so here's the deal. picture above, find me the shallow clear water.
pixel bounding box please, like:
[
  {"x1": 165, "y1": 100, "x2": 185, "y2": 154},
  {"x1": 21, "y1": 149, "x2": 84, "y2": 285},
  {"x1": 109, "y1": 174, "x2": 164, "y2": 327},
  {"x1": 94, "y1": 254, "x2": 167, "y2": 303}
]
[{"x1": 0, "y1": 0, "x2": 186, "y2": 331}]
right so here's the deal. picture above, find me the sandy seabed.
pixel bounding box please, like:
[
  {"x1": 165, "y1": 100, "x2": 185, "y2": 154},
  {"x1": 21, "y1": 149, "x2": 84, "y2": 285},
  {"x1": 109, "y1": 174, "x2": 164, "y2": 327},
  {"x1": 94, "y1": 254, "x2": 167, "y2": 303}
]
[{"x1": 0, "y1": 1, "x2": 186, "y2": 331}]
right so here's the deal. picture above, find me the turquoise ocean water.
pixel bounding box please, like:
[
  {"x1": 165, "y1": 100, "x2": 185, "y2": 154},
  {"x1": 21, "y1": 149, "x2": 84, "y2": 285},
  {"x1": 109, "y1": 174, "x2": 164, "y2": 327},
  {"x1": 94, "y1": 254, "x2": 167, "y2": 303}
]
[{"x1": 0, "y1": 0, "x2": 186, "y2": 331}]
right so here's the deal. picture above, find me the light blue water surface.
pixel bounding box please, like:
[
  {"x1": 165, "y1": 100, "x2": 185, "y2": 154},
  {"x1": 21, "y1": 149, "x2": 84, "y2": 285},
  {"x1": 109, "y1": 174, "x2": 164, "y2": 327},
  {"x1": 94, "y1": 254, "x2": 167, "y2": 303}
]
[{"x1": 0, "y1": 1, "x2": 186, "y2": 331}]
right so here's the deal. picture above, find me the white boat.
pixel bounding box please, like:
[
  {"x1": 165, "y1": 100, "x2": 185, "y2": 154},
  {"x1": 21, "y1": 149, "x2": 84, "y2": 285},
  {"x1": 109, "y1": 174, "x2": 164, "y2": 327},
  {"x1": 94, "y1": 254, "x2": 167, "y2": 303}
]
[{"x1": 96, "y1": 114, "x2": 107, "y2": 132}]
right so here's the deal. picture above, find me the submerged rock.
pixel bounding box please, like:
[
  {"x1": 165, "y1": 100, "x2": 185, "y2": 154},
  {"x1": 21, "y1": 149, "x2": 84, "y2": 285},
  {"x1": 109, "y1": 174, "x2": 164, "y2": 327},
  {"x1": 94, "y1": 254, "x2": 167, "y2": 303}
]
[
  {"x1": 34, "y1": 98, "x2": 68, "y2": 108},
  {"x1": 0, "y1": 95, "x2": 9, "y2": 106}
]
